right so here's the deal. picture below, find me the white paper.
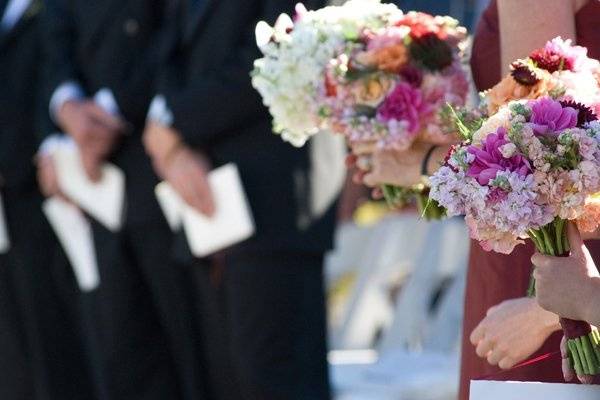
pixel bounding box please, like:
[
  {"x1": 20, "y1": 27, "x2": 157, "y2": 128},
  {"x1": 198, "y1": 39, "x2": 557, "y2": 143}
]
[
  {"x1": 155, "y1": 163, "x2": 255, "y2": 257},
  {"x1": 42, "y1": 197, "x2": 100, "y2": 292},
  {"x1": 470, "y1": 380, "x2": 600, "y2": 400},
  {"x1": 0, "y1": 193, "x2": 10, "y2": 254},
  {"x1": 52, "y1": 141, "x2": 125, "y2": 232}
]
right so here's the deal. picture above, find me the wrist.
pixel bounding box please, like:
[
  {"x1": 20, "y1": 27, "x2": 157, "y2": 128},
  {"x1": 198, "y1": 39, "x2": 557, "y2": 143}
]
[
  {"x1": 581, "y1": 277, "x2": 600, "y2": 325},
  {"x1": 423, "y1": 144, "x2": 450, "y2": 176},
  {"x1": 532, "y1": 299, "x2": 561, "y2": 333},
  {"x1": 57, "y1": 100, "x2": 80, "y2": 130}
]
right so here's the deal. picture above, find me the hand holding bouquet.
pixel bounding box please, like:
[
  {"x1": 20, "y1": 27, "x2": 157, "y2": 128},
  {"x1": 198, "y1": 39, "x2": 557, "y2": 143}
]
[
  {"x1": 430, "y1": 38, "x2": 600, "y2": 381},
  {"x1": 251, "y1": 0, "x2": 469, "y2": 219}
]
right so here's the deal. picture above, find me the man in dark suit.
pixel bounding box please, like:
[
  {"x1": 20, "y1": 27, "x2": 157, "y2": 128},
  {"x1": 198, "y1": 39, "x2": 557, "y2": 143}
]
[
  {"x1": 40, "y1": 1, "x2": 205, "y2": 399},
  {"x1": 144, "y1": 1, "x2": 336, "y2": 399},
  {"x1": 0, "y1": 0, "x2": 96, "y2": 399}
]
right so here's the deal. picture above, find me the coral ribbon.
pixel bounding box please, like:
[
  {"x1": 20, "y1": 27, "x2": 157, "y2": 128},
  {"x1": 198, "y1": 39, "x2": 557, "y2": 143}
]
[{"x1": 474, "y1": 351, "x2": 561, "y2": 380}]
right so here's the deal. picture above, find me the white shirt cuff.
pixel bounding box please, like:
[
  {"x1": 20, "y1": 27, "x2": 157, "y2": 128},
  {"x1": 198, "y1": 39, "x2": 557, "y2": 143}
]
[
  {"x1": 49, "y1": 81, "x2": 85, "y2": 123},
  {"x1": 93, "y1": 88, "x2": 120, "y2": 116},
  {"x1": 147, "y1": 95, "x2": 174, "y2": 127},
  {"x1": 38, "y1": 134, "x2": 72, "y2": 156}
]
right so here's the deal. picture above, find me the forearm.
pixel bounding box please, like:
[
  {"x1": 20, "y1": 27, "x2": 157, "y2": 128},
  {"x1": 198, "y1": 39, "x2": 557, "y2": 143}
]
[{"x1": 498, "y1": 0, "x2": 576, "y2": 75}]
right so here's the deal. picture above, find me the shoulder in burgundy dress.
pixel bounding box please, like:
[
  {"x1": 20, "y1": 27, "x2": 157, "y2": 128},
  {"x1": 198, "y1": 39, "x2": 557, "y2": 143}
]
[{"x1": 459, "y1": 2, "x2": 600, "y2": 399}]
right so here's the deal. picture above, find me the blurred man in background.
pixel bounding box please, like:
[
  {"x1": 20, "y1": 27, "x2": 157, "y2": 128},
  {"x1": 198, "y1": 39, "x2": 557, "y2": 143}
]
[
  {"x1": 39, "y1": 1, "x2": 205, "y2": 399},
  {"x1": 143, "y1": 0, "x2": 338, "y2": 399},
  {"x1": 0, "y1": 0, "x2": 95, "y2": 398}
]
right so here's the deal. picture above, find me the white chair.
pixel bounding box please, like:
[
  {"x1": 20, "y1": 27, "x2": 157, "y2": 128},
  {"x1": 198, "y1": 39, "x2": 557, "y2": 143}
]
[
  {"x1": 330, "y1": 218, "x2": 470, "y2": 400},
  {"x1": 329, "y1": 213, "x2": 431, "y2": 350}
]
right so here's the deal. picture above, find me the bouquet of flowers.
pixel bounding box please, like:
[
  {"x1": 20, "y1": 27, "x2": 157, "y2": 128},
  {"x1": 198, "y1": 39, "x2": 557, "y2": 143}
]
[
  {"x1": 429, "y1": 38, "x2": 600, "y2": 379},
  {"x1": 251, "y1": 0, "x2": 469, "y2": 219}
]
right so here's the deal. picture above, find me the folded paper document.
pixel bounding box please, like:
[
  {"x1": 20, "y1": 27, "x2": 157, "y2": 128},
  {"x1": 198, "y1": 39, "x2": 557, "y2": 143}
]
[
  {"x1": 43, "y1": 197, "x2": 100, "y2": 292},
  {"x1": 155, "y1": 163, "x2": 255, "y2": 257},
  {"x1": 470, "y1": 380, "x2": 600, "y2": 400}
]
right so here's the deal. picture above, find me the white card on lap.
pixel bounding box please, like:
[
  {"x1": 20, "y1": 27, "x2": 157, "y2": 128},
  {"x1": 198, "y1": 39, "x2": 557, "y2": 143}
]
[
  {"x1": 52, "y1": 141, "x2": 125, "y2": 232},
  {"x1": 0, "y1": 193, "x2": 10, "y2": 254},
  {"x1": 42, "y1": 197, "x2": 100, "y2": 292},
  {"x1": 155, "y1": 163, "x2": 255, "y2": 257},
  {"x1": 470, "y1": 380, "x2": 600, "y2": 400}
]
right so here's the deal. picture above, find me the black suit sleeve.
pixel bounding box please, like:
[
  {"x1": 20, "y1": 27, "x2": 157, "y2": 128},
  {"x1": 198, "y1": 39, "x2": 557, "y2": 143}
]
[
  {"x1": 161, "y1": 0, "x2": 302, "y2": 148},
  {"x1": 41, "y1": 0, "x2": 82, "y2": 100},
  {"x1": 39, "y1": 0, "x2": 81, "y2": 140},
  {"x1": 109, "y1": 0, "x2": 170, "y2": 128}
]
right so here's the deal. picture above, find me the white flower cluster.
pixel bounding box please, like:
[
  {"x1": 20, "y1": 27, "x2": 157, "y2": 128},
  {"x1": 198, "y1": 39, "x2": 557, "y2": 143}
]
[{"x1": 251, "y1": 0, "x2": 402, "y2": 147}]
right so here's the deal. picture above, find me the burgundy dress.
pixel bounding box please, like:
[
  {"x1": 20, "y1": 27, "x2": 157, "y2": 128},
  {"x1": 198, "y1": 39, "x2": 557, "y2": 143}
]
[{"x1": 459, "y1": 2, "x2": 600, "y2": 399}]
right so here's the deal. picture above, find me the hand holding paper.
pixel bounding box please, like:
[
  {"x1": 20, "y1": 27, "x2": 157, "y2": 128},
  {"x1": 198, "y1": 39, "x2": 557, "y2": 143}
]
[
  {"x1": 162, "y1": 147, "x2": 215, "y2": 217},
  {"x1": 51, "y1": 139, "x2": 125, "y2": 232},
  {"x1": 56, "y1": 89, "x2": 125, "y2": 181},
  {"x1": 39, "y1": 89, "x2": 126, "y2": 232},
  {"x1": 156, "y1": 163, "x2": 255, "y2": 258}
]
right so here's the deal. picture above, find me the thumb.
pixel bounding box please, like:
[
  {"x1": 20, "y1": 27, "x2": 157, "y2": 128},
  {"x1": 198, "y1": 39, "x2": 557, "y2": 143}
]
[{"x1": 567, "y1": 222, "x2": 584, "y2": 257}]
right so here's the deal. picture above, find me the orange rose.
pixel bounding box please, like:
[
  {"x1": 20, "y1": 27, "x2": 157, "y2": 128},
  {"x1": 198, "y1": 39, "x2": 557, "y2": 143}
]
[
  {"x1": 485, "y1": 72, "x2": 556, "y2": 114},
  {"x1": 577, "y1": 197, "x2": 600, "y2": 233},
  {"x1": 352, "y1": 76, "x2": 393, "y2": 107},
  {"x1": 355, "y1": 44, "x2": 408, "y2": 74}
]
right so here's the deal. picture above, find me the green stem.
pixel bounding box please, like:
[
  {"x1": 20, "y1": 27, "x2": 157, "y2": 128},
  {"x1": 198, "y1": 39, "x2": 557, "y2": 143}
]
[
  {"x1": 563, "y1": 224, "x2": 571, "y2": 253},
  {"x1": 381, "y1": 185, "x2": 398, "y2": 207},
  {"x1": 582, "y1": 336, "x2": 597, "y2": 374},
  {"x1": 575, "y1": 338, "x2": 591, "y2": 375},
  {"x1": 590, "y1": 332, "x2": 600, "y2": 363},
  {"x1": 528, "y1": 229, "x2": 545, "y2": 253},
  {"x1": 416, "y1": 193, "x2": 428, "y2": 219},
  {"x1": 569, "y1": 340, "x2": 584, "y2": 376},
  {"x1": 555, "y1": 219, "x2": 565, "y2": 255},
  {"x1": 541, "y1": 227, "x2": 556, "y2": 256}
]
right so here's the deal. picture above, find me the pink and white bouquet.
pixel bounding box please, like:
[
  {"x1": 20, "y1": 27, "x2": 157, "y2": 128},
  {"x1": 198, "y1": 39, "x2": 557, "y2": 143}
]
[
  {"x1": 431, "y1": 98, "x2": 600, "y2": 254},
  {"x1": 323, "y1": 10, "x2": 468, "y2": 151},
  {"x1": 251, "y1": 0, "x2": 469, "y2": 218},
  {"x1": 251, "y1": 0, "x2": 402, "y2": 147},
  {"x1": 430, "y1": 37, "x2": 600, "y2": 379}
]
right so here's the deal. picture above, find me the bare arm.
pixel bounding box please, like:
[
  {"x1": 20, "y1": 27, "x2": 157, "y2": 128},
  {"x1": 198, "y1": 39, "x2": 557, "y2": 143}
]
[{"x1": 498, "y1": 0, "x2": 579, "y2": 75}]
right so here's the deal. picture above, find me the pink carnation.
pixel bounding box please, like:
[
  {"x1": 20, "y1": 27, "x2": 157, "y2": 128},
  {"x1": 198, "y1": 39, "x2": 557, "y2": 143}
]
[
  {"x1": 543, "y1": 37, "x2": 589, "y2": 72},
  {"x1": 376, "y1": 82, "x2": 430, "y2": 134}
]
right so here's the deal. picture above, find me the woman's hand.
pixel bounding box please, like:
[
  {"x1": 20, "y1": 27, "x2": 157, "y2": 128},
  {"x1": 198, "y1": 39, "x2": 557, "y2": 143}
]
[
  {"x1": 351, "y1": 142, "x2": 449, "y2": 188},
  {"x1": 470, "y1": 297, "x2": 560, "y2": 370},
  {"x1": 532, "y1": 224, "x2": 600, "y2": 325},
  {"x1": 561, "y1": 336, "x2": 576, "y2": 382}
]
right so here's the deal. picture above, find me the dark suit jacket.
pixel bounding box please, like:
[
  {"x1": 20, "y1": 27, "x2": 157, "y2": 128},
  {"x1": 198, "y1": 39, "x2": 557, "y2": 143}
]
[
  {"x1": 160, "y1": 0, "x2": 336, "y2": 257},
  {"x1": 41, "y1": 0, "x2": 168, "y2": 226},
  {"x1": 0, "y1": 0, "x2": 44, "y2": 190}
]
